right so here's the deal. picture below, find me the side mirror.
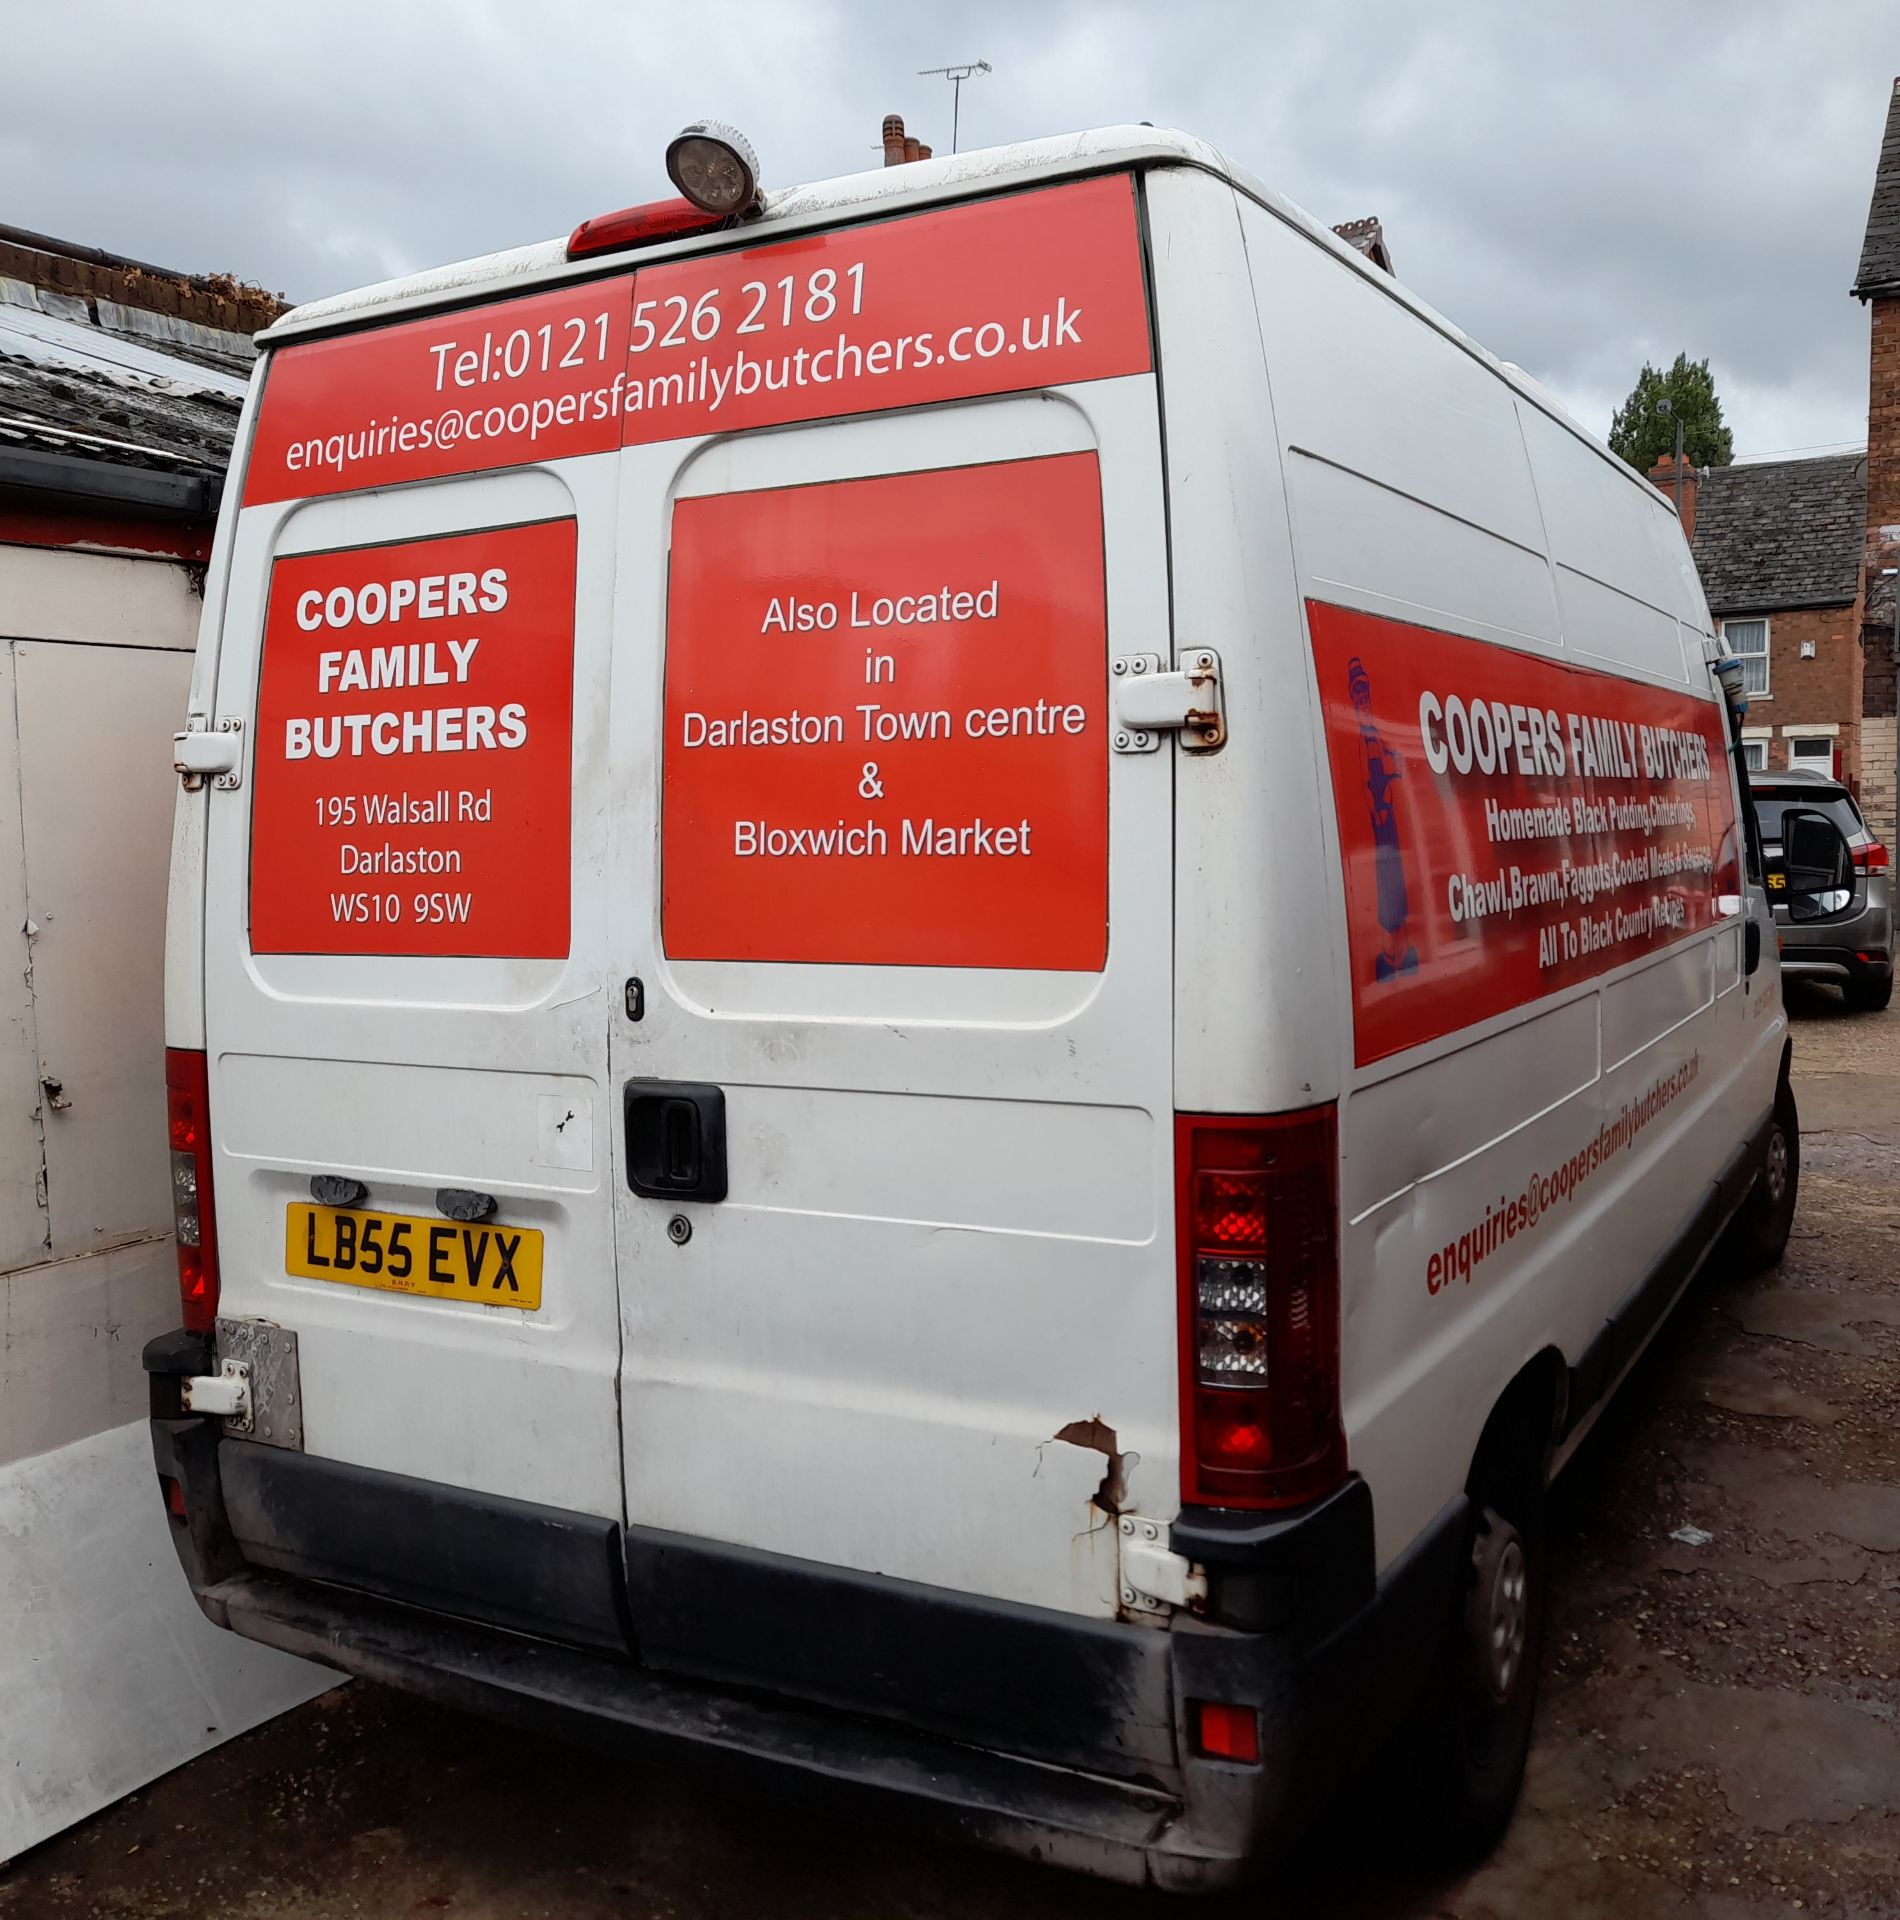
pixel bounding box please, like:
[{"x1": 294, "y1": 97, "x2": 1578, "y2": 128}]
[{"x1": 1781, "y1": 808, "x2": 1854, "y2": 895}]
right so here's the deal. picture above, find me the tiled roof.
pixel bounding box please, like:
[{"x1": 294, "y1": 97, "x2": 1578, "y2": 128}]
[
  {"x1": 1688, "y1": 452, "x2": 1865, "y2": 614},
  {"x1": 1856, "y1": 77, "x2": 1900, "y2": 297}
]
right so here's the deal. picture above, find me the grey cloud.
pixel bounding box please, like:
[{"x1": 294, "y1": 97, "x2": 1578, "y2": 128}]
[{"x1": 6, "y1": 0, "x2": 1897, "y2": 455}]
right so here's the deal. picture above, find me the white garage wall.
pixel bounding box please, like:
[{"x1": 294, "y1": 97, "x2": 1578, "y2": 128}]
[
  {"x1": 0, "y1": 535, "x2": 331, "y2": 1867},
  {"x1": 0, "y1": 541, "x2": 195, "y2": 1466}
]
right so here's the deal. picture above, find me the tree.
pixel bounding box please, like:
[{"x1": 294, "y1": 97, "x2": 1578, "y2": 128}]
[{"x1": 1608, "y1": 354, "x2": 1733, "y2": 471}]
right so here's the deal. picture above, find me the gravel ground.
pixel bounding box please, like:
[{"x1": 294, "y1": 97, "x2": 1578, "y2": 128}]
[{"x1": 4, "y1": 983, "x2": 1896, "y2": 1919}]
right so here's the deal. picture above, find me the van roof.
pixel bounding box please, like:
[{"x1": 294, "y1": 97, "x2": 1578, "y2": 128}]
[{"x1": 263, "y1": 123, "x2": 1659, "y2": 507}]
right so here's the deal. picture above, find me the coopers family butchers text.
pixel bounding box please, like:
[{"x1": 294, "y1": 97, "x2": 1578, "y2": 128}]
[
  {"x1": 278, "y1": 565, "x2": 529, "y2": 762},
  {"x1": 1417, "y1": 689, "x2": 1715, "y2": 785}
]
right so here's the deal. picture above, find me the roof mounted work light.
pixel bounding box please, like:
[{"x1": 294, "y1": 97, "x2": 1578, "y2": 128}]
[{"x1": 665, "y1": 120, "x2": 763, "y2": 217}]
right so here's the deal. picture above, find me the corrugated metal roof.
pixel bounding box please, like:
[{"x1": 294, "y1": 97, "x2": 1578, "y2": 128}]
[
  {"x1": 1855, "y1": 77, "x2": 1900, "y2": 297},
  {"x1": 1689, "y1": 452, "x2": 1866, "y2": 614},
  {"x1": 0, "y1": 277, "x2": 249, "y2": 478}
]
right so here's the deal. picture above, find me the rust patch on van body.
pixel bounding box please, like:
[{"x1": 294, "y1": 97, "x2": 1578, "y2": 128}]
[{"x1": 1051, "y1": 1416, "x2": 1134, "y2": 1517}]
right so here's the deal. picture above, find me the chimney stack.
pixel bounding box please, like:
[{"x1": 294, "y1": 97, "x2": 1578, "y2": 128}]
[
  {"x1": 1646, "y1": 455, "x2": 1699, "y2": 542},
  {"x1": 881, "y1": 114, "x2": 932, "y2": 166}
]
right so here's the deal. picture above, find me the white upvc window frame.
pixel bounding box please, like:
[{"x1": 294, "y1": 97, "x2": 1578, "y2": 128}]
[
  {"x1": 1781, "y1": 723, "x2": 1838, "y2": 779},
  {"x1": 1739, "y1": 731, "x2": 1769, "y2": 774},
  {"x1": 1721, "y1": 616, "x2": 1770, "y2": 698}
]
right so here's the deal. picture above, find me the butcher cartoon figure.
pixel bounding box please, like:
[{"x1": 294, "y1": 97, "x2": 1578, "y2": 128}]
[{"x1": 1347, "y1": 656, "x2": 1418, "y2": 980}]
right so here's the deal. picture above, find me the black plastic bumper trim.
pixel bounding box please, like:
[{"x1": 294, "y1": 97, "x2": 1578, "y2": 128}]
[
  {"x1": 205, "y1": 1569, "x2": 1195, "y2": 1888},
  {"x1": 147, "y1": 1400, "x2": 1472, "y2": 1888},
  {"x1": 1169, "y1": 1475, "x2": 1374, "y2": 1632},
  {"x1": 624, "y1": 1524, "x2": 1175, "y2": 1781},
  {"x1": 142, "y1": 1328, "x2": 212, "y2": 1376},
  {"x1": 217, "y1": 1443, "x2": 631, "y2": 1655}
]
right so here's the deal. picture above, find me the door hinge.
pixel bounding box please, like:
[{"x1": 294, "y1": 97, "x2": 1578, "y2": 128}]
[
  {"x1": 1111, "y1": 651, "x2": 1225, "y2": 754},
  {"x1": 174, "y1": 717, "x2": 244, "y2": 791},
  {"x1": 1117, "y1": 1514, "x2": 1209, "y2": 1616},
  {"x1": 181, "y1": 1358, "x2": 252, "y2": 1428}
]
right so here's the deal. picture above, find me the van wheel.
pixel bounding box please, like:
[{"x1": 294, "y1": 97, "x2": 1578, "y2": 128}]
[
  {"x1": 1846, "y1": 974, "x2": 1893, "y2": 1014},
  {"x1": 1725, "y1": 1078, "x2": 1800, "y2": 1272},
  {"x1": 1412, "y1": 1497, "x2": 1550, "y2": 1858},
  {"x1": 1388, "y1": 1477, "x2": 1547, "y2": 1866}
]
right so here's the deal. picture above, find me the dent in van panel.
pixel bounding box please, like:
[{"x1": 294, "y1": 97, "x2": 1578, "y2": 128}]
[
  {"x1": 1343, "y1": 992, "x2": 1598, "y2": 1224},
  {"x1": 1287, "y1": 451, "x2": 1561, "y2": 654},
  {"x1": 1600, "y1": 938, "x2": 1714, "y2": 1072},
  {"x1": 1246, "y1": 212, "x2": 1547, "y2": 555},
  {"x1": 1553, "y1": 565, "x2": 1690, "y2": 685}
]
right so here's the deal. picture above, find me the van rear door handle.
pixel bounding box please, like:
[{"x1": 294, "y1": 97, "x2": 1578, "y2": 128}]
[{"x1": 624, "y1": 1081, "x2": 727, "y2": 1203}]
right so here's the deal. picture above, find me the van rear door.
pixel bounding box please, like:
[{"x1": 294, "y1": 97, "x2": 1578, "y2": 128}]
[
  {"x1": 200, "y1": 436, "x2": 627, "y2": 1530},
  {"x1": 607, "y1": 176, "x2": 1179, "y2": 1619}
]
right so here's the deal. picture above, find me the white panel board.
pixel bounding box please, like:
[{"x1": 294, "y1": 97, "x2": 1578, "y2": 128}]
[
  {"x1": 0, "y1": 1422, "x2": 334, "y2": 1864},
  {"x1": 0, "y1": 543, "x2": 201, "y2": 651},
  {"x1": 15, "y1": 641, "x2": 192, "y2": 1256},
  {"x1": 0, "y1": 644, "x2": 47, "y2": 1272}
]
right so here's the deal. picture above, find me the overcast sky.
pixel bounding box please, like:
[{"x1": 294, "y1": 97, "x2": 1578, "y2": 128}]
[{"x1": 8, "y1": 1, "x2": 1898, "y2": 460}]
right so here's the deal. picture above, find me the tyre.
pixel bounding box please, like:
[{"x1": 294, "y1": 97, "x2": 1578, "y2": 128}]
[
  {"x1": 1725, "y1": 1076, "x2": 1800, "y2": 1272},
  {"x1": 1386, "y1": 1435, "x2": 1548, "y2": 1865},
  {"x1": 1845, "y1": 973, "x2": 1894, "y2": 1014}
]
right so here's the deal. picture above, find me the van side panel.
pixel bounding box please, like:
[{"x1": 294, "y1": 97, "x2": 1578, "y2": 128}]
[
  {"x1": 1226, "y1": 192, "x2": 1782, "y2": 1571},
  {"x1": 1145, "y1": 170, "x2": 1344, "y2": 1119}
]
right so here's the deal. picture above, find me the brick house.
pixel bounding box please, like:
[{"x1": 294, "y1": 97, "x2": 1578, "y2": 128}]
[
  {"x1": 1649, "y1": 75, "x2": 1900, "y2": 843},
  {"x1": 1669, "y1": 451, "x2": 1868, "y2": 786},
  {"x1": 1855, "y1": 76, "x2": 1900, "y2": 849}
]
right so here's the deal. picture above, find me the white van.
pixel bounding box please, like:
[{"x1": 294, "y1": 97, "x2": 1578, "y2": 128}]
[{"x1": 150, "y1": 127, "x2": 1827, "y2": 1889}]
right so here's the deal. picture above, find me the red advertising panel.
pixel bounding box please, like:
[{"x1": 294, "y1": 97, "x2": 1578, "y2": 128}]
[
  {"x1": 619, "y1": 175, "x2": 1151, "y2": 444},
  {"x1": 241, "y1": 178, "x2": 1151, "y2": 503},
  {"x1": 1310, "y1": 602, "x2": 1740, "y2": 1066},
  {"x1": 249, "y1": 520, "x2": 577, "y2": 956},
  {"x1": 663, "y1": 454, "x2": 1109, "y2": 970},
  {"x1": 244, "y1": 282, "x2": 631, "y2": 504}
]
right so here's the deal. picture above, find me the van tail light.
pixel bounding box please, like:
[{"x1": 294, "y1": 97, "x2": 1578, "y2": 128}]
[
  {"x1": 1177, "y1": 1107, "x2": 1344, "y2": 1510},
  {"x1": 1853, "y1": 840, "x2": 1889, "y2": 873},
  {"x1": 1192, "y1": 1700, "x2": 1261, "y2": 1764},
  {"x1": 166, "y1": 1048, "x2": 220, "y2": 1334},
  {"x1": 567, "y1": 197, "x2": 730, "y2": 259}
]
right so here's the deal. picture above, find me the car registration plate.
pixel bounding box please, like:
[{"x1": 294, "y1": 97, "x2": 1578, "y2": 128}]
[{"x1": 285, "y1": 1203, "x2": 543, "y2": 1310}]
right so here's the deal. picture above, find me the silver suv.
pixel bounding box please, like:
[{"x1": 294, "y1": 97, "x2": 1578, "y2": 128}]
[{"x1": 1752, "y1": 767, "x2": 1893, "y2": 1013}]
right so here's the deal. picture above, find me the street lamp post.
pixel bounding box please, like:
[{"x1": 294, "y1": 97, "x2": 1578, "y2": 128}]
[{"x1": 1657, "y1": 396, "x2": 1686, "y2": 513}]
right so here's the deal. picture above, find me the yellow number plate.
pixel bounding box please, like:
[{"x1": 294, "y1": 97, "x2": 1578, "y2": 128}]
[
  {"x1": 286, "y1": 1204, "x2": 543, "y2": 1310},
  {"x1": 1767, "y1": 872, "x2": 1787, "y2": 890}
]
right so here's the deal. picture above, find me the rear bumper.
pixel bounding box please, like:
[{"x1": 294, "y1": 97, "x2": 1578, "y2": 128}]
[
  {"x1": 145, "y1": 1351, "x2": 1463, "y2": 1890},
  {"x1": 1777, "y1": 942, "x2": 1892, "y2": 984}
]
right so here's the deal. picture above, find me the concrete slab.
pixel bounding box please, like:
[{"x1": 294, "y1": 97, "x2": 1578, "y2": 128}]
[{"x1": 0, "y1": 1421, "x2": 334, "y2": 1865}]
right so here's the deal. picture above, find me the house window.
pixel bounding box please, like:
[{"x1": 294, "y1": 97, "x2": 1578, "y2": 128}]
[
  {"x1": 1787, "y1": 735, "x2": 1835, "y2": 776},
  {"x1": 1741, "y1": 739, "x2": 1768, "y2": 774},
  {"x1": 1722, "y1": 618, "x2": 1769, "y2": 697}
]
